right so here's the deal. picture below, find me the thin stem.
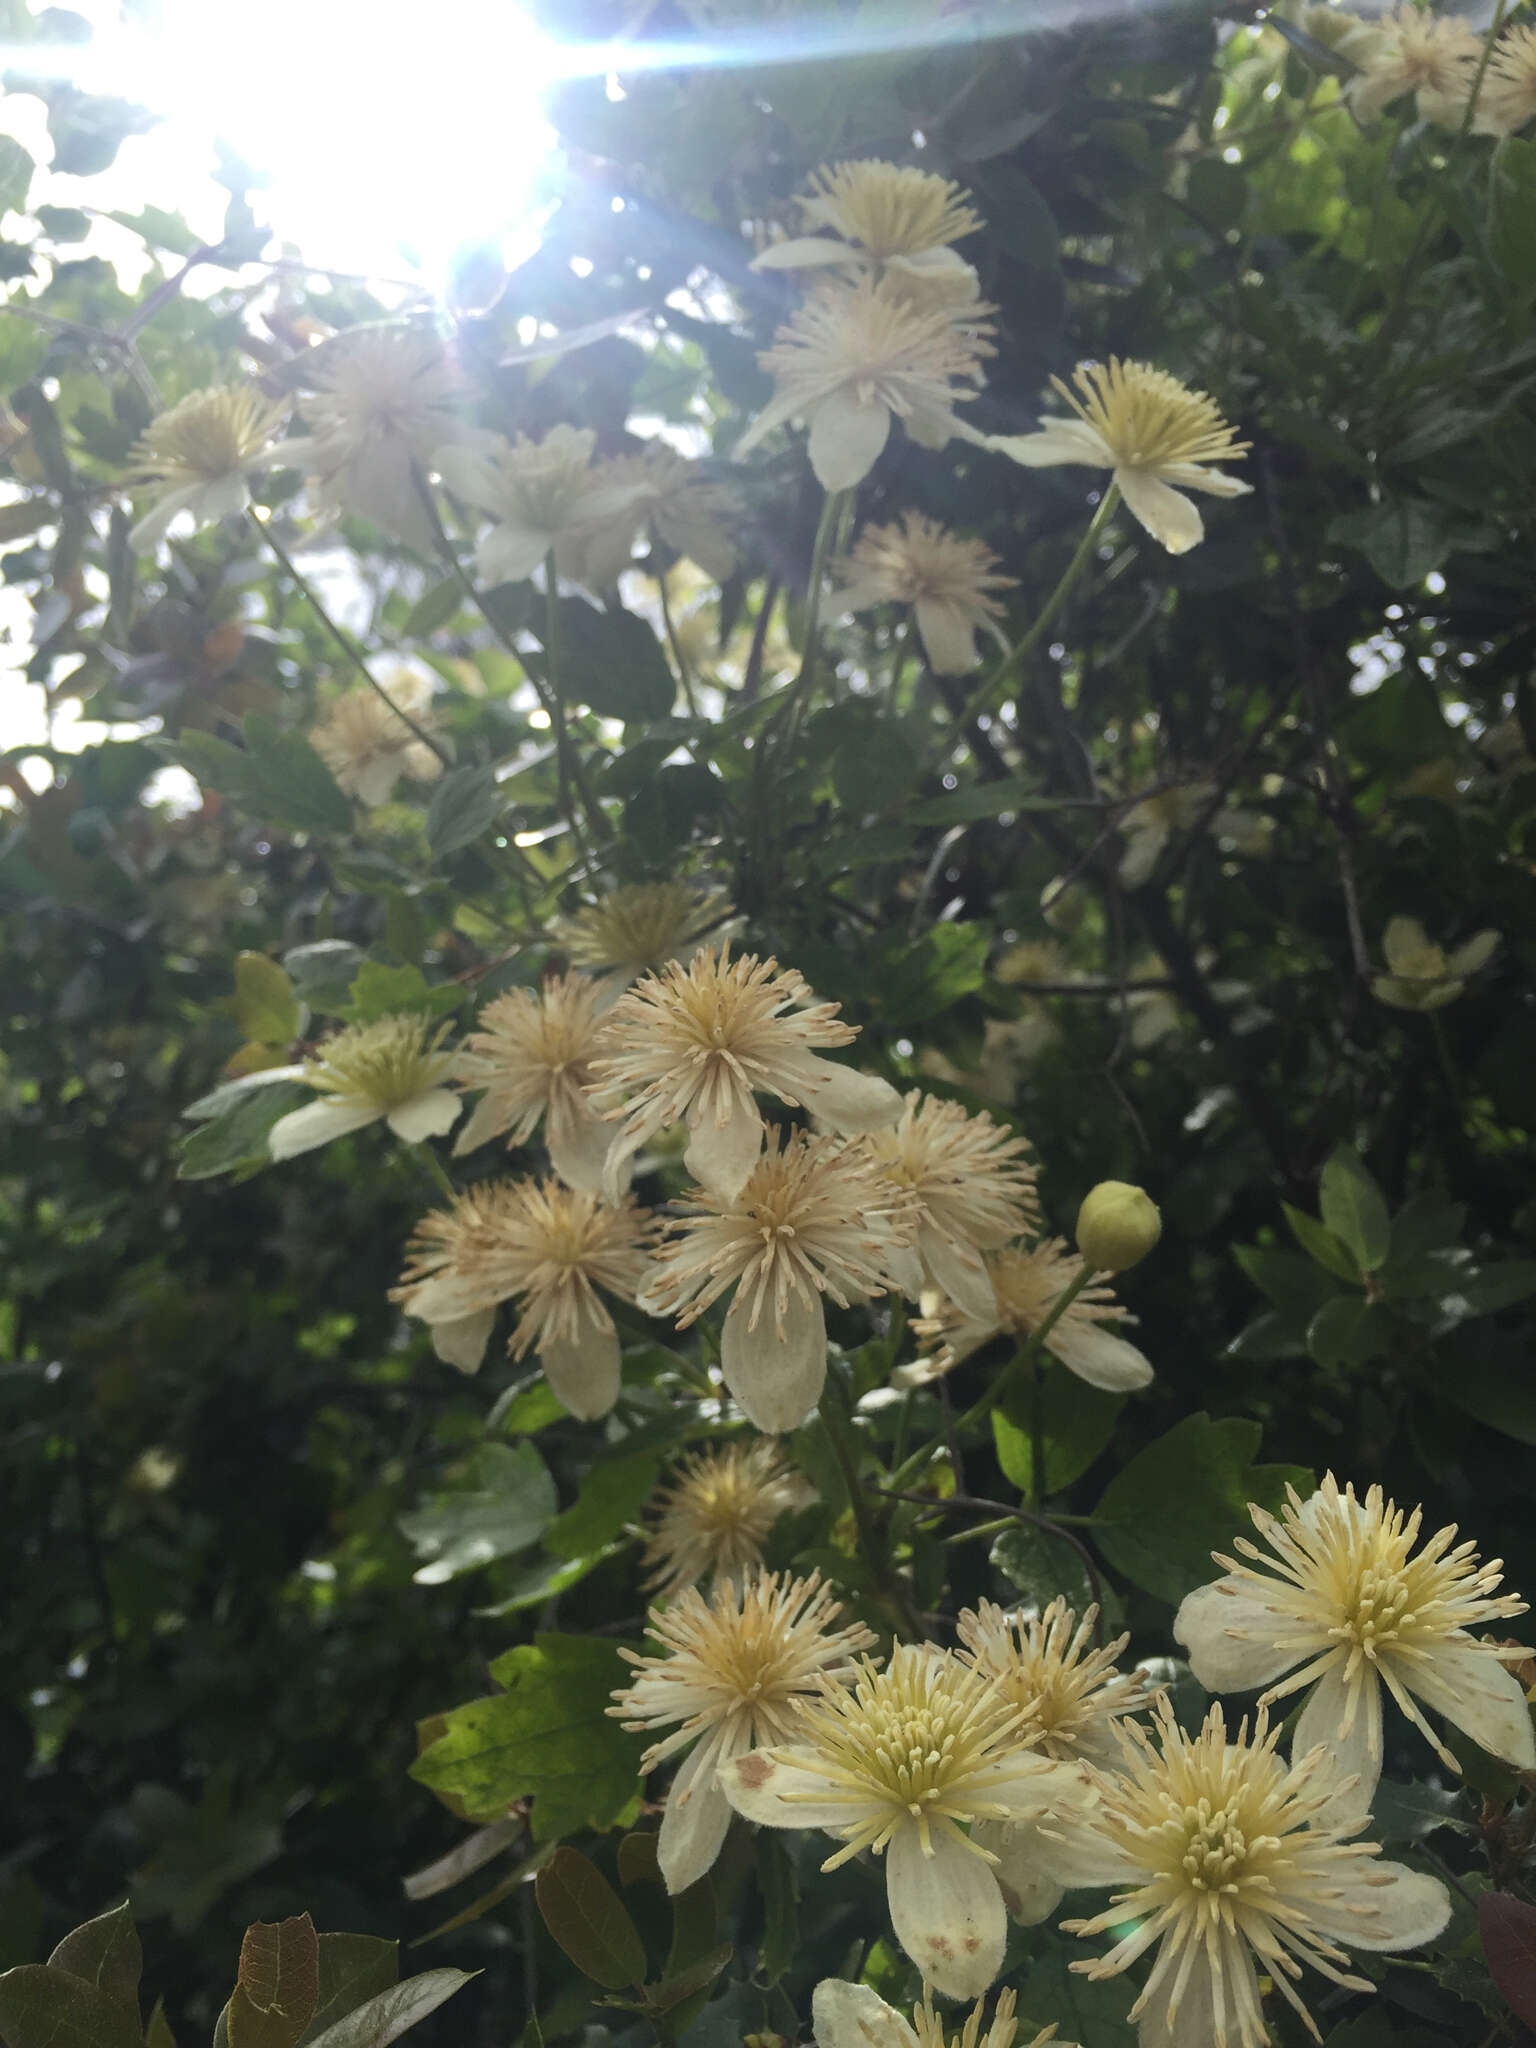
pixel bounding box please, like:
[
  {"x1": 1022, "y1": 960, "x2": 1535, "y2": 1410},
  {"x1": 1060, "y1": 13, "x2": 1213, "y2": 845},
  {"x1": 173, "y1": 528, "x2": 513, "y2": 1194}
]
[
  {"x1": 413, "y1": 1145, "x2": 457, "y2": 1202},
  {"x1": 249, "y1": 511, "x2": 450, "y2": 766},
  {"x1": 657, "y1": 568, "x2": 702, "y2": 719},
  {"x1": 875, "y1": 1486, "x2": 1105, "y2": 1622},
  {"x1": 775, "y1": 486, "x2": 850, "y2": 743},
  {"x1": 949, "y1": 1265, "x2": 1097, "y2": 1442},
  {"x1": 1026, "y1": 1344, "x2": 1046, "y2": 1516},
  {"x1": 819, "y1": 1367, "x2": 926, "y2": 1639},
  {"x1": 542, "y1": 551, "x2": 609, "y2": 856}
]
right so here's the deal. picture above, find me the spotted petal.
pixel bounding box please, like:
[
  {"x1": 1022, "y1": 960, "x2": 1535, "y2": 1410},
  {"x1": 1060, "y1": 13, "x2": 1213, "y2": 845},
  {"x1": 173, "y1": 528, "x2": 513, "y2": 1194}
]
[
  {"x1": 885, "y1": 1823, "x2": 1005, "y2": 2000},
  {"x1": 717, "y1": 1749, "x2": 870, "y2": 1834},
  {"x1": 812, "y1": 1981, "x2": 918, "y2": 2048}
]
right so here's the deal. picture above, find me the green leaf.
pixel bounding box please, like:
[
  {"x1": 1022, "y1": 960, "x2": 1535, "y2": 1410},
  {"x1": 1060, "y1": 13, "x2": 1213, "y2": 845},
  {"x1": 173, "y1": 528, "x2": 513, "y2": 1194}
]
[
  {"x1": 0, "y1": 136, "x2": 33, "y2": 214},
  {"x1": 544, "y1": 1455, "x2": 658, "y2": 1562},
  {"x1": 243, "y1": 716, "x2": 353, "y2": 834},
  {"x1": 1306, "y1": 1296, "x2": 1390, "y2": 1370},
  {"x1": 228, "y1": 1919, "x2": 319, "y2": 2048},
  {"x1": 178, "y1": 1081, "x2": 310, "y2": 1180},
  {"x1": 234, "y1": 953, "x2": 302, "y2": 1048},
  {"x1": 399, "y1": 1443, "x2": 557, "y2": 1584},
  {"x1": 1492, "y1": 138, "x2": 1536, "y2": 288},
  {"x1": 296, "y1": 1941, "x2": 397, "y2": 2048},
  {"x1": 1432, "y1": 1332, "x2": 1536, "y2": 1445},
  {"x1": 339, "y1": 961, "x2": 460, "y2": 1025},
  {"x1": 1318, "y1": 1148, "x2": 1390, "y2": 1272},
  {"x1": 1368, "y1": 1777, "x2": 1469, "y2": 1846},
  {"x1": 991, "y1": 1365, "x2": 1123, "y2": 1496},
  {"x1": 472, "y1": 1548, "x2": 621, "y2": 1619},
  {"x1": 143, "y1": 2003, "x2": 174, "y2": 2048},
  {"x1": 47, "y1": 92, "x2": 156, "y2": 178},
  {"x1": 47, "y1": 1906, "x2": 140, "y2": 2012},
  {"x1": 534, "y1": 1849, "x2": 646, "y2": 1991},
  {"x1": 411, "y1": 1635, "x2": 642, "y2": 1841},
  {"x1": 0, "y1": 1967, "x2": 145, "y2": 2048},
  {"x1": 548, "y1": 599, "x2": 676, "y2": 722},
  {"x1": 300, "y1": 1973, "x2": 474, "y2": 2048},
  {"x1": 1186, "y1": 157, "x2": 1246, "y2": 231},
  {"x1": 1378, "y1": 1192, "x2": 1466, "y2": 1297},
  {"x1": 1327, "y1": 497, "x2": 1461, "y2": 589},
  {"x1": 1231, "y1": 1246, "x2": 1341, "y2": 1319},
  {"x1": 1281, "y1": 1203, "x2": 1360, "y2": 1283},
  {"x1": 906, "y1": 781, "x2": 1054, "y2": 826},
  {"x1": 1093, "y1": 1413, "x2": 1313, "y2": 1606},
  {"x1": 989, "y1": 1521, "x2": 1093, "y2": 1613},
  {"x1": 869, "y1": 923, "x2": 989, "y2": 1023},
  {"x1": 754, "y1": 1838, "x2": 797, "y2": 1989},
  {"x1": 1439, "y1": 1261, "x2": 1536, "y2": 1318},
  {"x1": 647, "y1": 1947, "x2": 732, "y2": 2014},
  {"x1": 425, "y1": 767, "x2": 501, "y2": 858},
  {"x1": 402, "y1": 578, "x2": 464, "y2": 639},
  {"x1": 282, "y1": 942, "x2": 364, "y2": 1014},
  {"x1": 623, "y1": 764, "x2": 720, "y2": 857}
]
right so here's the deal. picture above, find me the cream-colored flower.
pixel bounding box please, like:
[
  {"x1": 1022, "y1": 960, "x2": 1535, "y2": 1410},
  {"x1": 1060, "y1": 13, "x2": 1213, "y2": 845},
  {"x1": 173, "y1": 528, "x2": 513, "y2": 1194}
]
[
  {"x1": 610, "y1": 1570, "x2": 873, "y2": 1893},
  {"x1": 638, "y1": 1128, "x2": 913, "y2": 1433},
  {"x1": 391, "y1": 1176, "x2": 654, "y2": 1412},
  {"x1": 733, "y1": 275, "x2": 992, "y2": 492},
  {"x1": 642, "y1": 1441, "x2": 813, "y2": 1598},
  {"x1": 280, "y1": 326, "x2": 463, "y2": 551},
  {"x1": 1175, "y1": 1473, "x2": 1535, "y2": 1817},
  {"x1": 1371, "y1": 914, "x2": 1499, "y2": 1011},
  {"x1": 554, "y1": 881, "x2": 732, "y2": 1006},
  {"x1": 812, "y1": 1981, "x2": 1063, "y2": 2048},
  {"x1": 752, "y1": 160, "x2": 984, "y2": 301},
  {"x1": 1116, "y1": 782, "x2": 1270, "y2": 889},
  {"x1": 1476, "y1": 22, "x2": 1536, "y2": 135},
  {"x1": 982, "y1": 359, "x2": 1251, "y2": 555},
  {"x1": 863, "y1": 1091, "x2": 1039, "y2": 1322},
  {"x1": 266, "y1": 1013, "x2": 461, "y2": 1161},
  {"x1": 957, "y1": 1598, "x2": 1154, "y2": 1925},
  {"x1": 832, "y1": 514, "x2": 1015, "y2": 674},
  {"x1": 1340, "y1": 5, "x2": 1481, "y2": 125},
  {"x1": 571, "y1": 443, "x2": 741, "y2": 588},
  {"x1": 1062, "y1": 1703, "x2": 1451, "y2": 2048},
  {"x1": 436, "y1": 424, "x2": 646, "y2": 588},
  {"x1": 309, "y1": 668, "x2": 444, "y2": 806},
  {"x1": 719, "y1": 1642, "x2": 1084, "y2": 1999},
  {"x1": 593, "y1": 943, "x2": 902, "y2": 1200},
  {"x1": 903, "y1": 1237, "x2": 1154, "y2": 1395},
  {"x1": 127, "y1": 385, "x2": 289, "y2": 550},
  {"x1": 452, "y1": 972, "x2": 615, "y2": 1192}
]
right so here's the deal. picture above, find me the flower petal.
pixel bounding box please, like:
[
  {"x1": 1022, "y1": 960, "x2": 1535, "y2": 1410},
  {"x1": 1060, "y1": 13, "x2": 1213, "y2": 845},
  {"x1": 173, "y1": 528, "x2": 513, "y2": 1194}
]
[
  {"x1": 914, "y1": 597, "x2": 981, "y2": 676},
  {"x1": 269, "y1": 1098, "x2": 382, "y2": 1159},
  {"x1": 1048, "y1": 1320, "x2": 1154, "y2": 1391},
  {"x1": 539, "y1": 1313, "x2": 621, "y2": 1421},
  {"x1": 812, "y1": 1981, "x2": 918, "y2": 2048},
  {"x1": 386, "y1": 1088, "x2": 464, "y2": 1143},
  {"x1": 685, "y1": 1093, "x2": 764, "y2": 1202},
  {"x1": 885, "y1": 1824, "x2": 1005, "y2": 2000},
  {"x1": 798, "y1": 1060, "x2": 903, "y2": 1134},
  {"x1": 1115, "y1": 468, "x2": 1204, "y2": 554},
  {"x1": 1292, "y1": 1661, "x2": 1381, "y2": 1820},
  {"x1": 1157, "y1": 463, "x2": 1253, "y2": 500},
  {"x1": 1446, "y1": 930, "x2": 1500, "y2": 979},
  {"x1": 452, "y1": 1090, "x2": 514, "y2": 1156},
  {"x1": 721, "y1": 1285, "x2": 827, "y2": 1434},
  {"x1": 430, "y1": 1309, "x2": 496, "y2": 1374},
  {"x1": 1306, "y1": 1858, "x2": 1451, "y2": 1952},
  {"x1": 807, "y1": 391, "x2": 891, "y2": 492},
  {"x1": 752, "y1": 237, "x2": 859, "y2": 271},
  {"x1": 986, "y1": 419, "x2": 1111, "y2": 469},
  {"x1": 919, "y1": 1224, "x2": 997, "y2": 1328},
  {"x1": 478, "y1": 522, "x2": 551, "y2": 588},
  {"x1": 547, "y1": 1096, "x2": 619, "y2": 1196},
  {"x1": 1174, "y1": 1578, "x2": 1302, "y2": 1693},
  {"x1": 658, "y1": 1726, "x2": 739, "y2": 1894},
  {"x1": 717, "y1": 1749, "x2": 870, "y2": 1833},
  {"x1": 1394, "y1": 1640, "x2": 1536, "y2": 1773},
  {"x1": 971, "y1": 1820, "x2": 1064, "y2": 1927}
]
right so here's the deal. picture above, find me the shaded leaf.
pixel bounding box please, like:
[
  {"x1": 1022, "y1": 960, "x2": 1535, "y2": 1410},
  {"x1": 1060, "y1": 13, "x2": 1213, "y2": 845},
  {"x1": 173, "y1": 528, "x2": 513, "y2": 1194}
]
[
  {"x1": 228, "y1": 1919, "x2": 318, "y2": 2048},
  {"x1": 1479, "y1": 1893, "x2": 1536, "y2": 2031},
  {"x1": 426, "y1": 768, "x2": 501, "y2": 858},
  {"x1": 0, "y1": 1968, "x2": 144, "y2": 2048},
  {"x1": 1318, "y1": 1148, "x2": 1389, "y2": 1272},
  {"x1": 399, "y1": 1443, "x2": 557, "y2": 1585},
  {"x1": 296, "y1": 1941, "x2": 397, "y2": 2048},
  {"x1": 534, "y1": 1849, "x2": 646, "y2": 1991},
  {"x1": 301, "y1": 1973, "x2": 475, "y2": 2048},
  {"x1": 47, "y1": 1906, "x2": 141, "y2": 2012}
]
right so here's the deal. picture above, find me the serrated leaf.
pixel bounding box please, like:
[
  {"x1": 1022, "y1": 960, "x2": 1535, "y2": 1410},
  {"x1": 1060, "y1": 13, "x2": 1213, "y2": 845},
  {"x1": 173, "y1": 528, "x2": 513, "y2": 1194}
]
[
  {"x1": 1318, "y1": 1148, "x2": 1390, "y2": 1272},
  {"x1": 399, "y1": 1443, "x2": 557, "y2": 1584},
  {"x1": 282, "y1": 942, "x2": 364, "y2": 1015},
  {"x1": 339, "y1": 961, "x2": 460, "y2": 1025},
  {"x1": 234, "y1": 953, "x2": 302, "y2": 1048},
  {"x1": 426, "y1": 767, "x2": 501, "y2": 858},
  {"x1": 534, "y1": 1849, "x2": 646, "y2": 1991},
  {"x1": 244, "y1": 715, "x2": 353, "y2": 834}
]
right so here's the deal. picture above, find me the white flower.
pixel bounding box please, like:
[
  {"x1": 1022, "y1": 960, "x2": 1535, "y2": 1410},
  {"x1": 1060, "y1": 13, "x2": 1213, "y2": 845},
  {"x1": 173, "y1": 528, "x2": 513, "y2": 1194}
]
[
  {"x1": 638, "y1": 1128, "x2": 914, "y2": 1433},
  {"x1": 569, "y1": 442, "x2": 742, "y2": 588},
  {"x1": 267, "y1": 1013, "x2": 461, "y2": 1160},
  {"x1": 752, "y1": 159, "x2": 984, "y2": 305},
  {"x1": 903, "y1": 1237, "x2": 1154, "y2": 1395},
  {"x1": 862, "y1": 1091, "x2": 1039, "y2": 1323},
  {"x1": 1340, "y1": 5, "x2": 1481, "y2": 126},
  {"x1": 452, "y1": 972, "x2": 616, "y2": 1192},
  {"x1": 832, "y1": 514, "x2": 1016, "y2": 675},
  {"x1": 1116, "y1": 782, "x2": 1270, "y2": 890},
  {"x1": 1476, "y1": 23, "x2": 1536, "y2": 135},
  {"x1": 981, "y1": 358, "x2": 1251, "y2": 556},
  {"x1": 641, "y1": 1441, "x2": 814, "y2": 1598},
  {"x1": 1370, "y1": 915, "x2": 1499, "y2": 1011},
  {"x1": 812, "y1": 1980, "x2": 1063, "y2": 2048},
  {"x1": 956, "y1": 1598, "x2": 1154, "y2": 1926},
  {"x1": 592, "y1": 943, "x2": 902, "y2": 1201},
  {"x1": 127, "y1": 385, "x2": 289, "y2": 550},
  {"x1": 436, "y1": 424, "x2": 647, "y2": 587},
  {"x1": 719, "y1": 1642, "x2": 1084, "y2": 1999},
  {"x1": 1062, "y1": 1702, "x2": 1451, "y2": 2048},
  {"x1": 391, "y1": 1176, "x2": 655, "y2": 1412},
  {"x1": 734, "y1": 275, "x2": 992, "y2": 492},
  {"x1": 279, "y1": 326, "x2": 463, "y2": 551},
  {"x1": 553, "y1": 881, "x2": 732, "y2": 1008},
  {"x1": 308, "y1": 667, "x2": 444, "y2": 806},
  {"x1": 1174, "y1": 1473, "x2": 1535, "y2": 1816},
  {"x1": 609, "y1": 1570, "x2": 873, "y2": 1893}
]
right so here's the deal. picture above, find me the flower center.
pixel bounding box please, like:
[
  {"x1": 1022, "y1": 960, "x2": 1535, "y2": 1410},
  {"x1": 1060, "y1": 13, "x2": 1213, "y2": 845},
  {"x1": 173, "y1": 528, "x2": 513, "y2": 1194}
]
[
  {"x1": 1337, "y1": 1560, "x2": 1414, "y2": 1652},
  {"x1": 1178, "y1": 1799, "x2": 1248, "y2": 1892}
]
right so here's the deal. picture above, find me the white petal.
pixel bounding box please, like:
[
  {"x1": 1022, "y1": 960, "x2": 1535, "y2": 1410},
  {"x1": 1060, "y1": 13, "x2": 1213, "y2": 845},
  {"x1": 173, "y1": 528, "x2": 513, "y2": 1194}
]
[
  {"x1": 720, "y1": 1286, "x2": 827, "y2": 1434},
  {"x1": 732, "y1": 389, "x2": 804, "y2": 463},
  {"x1": 269, "y1": 1098, "x2": 382, "y2": 1159},
  {"x1": 1306, "y1": 1858, "x2": 1451, "y2": 1952},
  {"x1": 813, "y1": 1982, "x2": 918, "y2": 2048},
  {"x1": 539, "y1": 1314, "x2": 621, "y2": 1420},
  {"x1": 1048, "y1": 1321, "x2": 1154, "y2": 1391},
  {"x1": 920, "y1": 1225, "x2": 997, "y2": 1328},
  {"x1": 1157, "y1": 463, "x2": 1253, "y2": 500},
  {"x1": 452, "y1": 1090, "x2": 513, "y2": 1156},
  {"x1": 386, "y1": 1088, "x2": 464, "y2": 1143},
  {"x1": 547, "y1": 1097, "x2": 618, "y2": 1195},
  {"x1": 971, "y1": 1820, "x2": 1064, "y2": 1927},
  {"x1": 984, "y1": 419, "x2": 1110, "y2": 469},
  {"x1": 1174, "y1": 1579, "x2": 1302, "y2": 1693},
  {"x1": 914, "y1": 597, "x2": 981, "y2": 676},
  {"x1": 1033, "y1": 1814, "x2": 1140, "y2": 1891},
  {"x1": 129, "y1": 481, "x2": 209, "y2": 549},
  {"x1": 884, "y1": 1240, "x2": 927, "y2": 1304},
  {"x1": 1138, "y1": 1949, "x2": 1245, "y2": 2048},
  {"x1": 1293, "y1": 1662, "x2": 1382, "y2": 1820},
  {"x1": 1446, "y1": 930, "x2": 1500, "y2": 978},
  {"x1": 478, "y1": 522, "x2": 550, "y2": 587},
  {"x1": 684, "y1": 1093, "x2": 764, "y2": 1202},
  {"x1": 658, "y1": 1728, "x2": 737, "y2": 1894},
  {"x1": 434, "y1": 442, "x2": 499, "y2": 511},
  {"x1": 717, "y1": 1749, "x2": 870, "y2": 1833},
  {"x1": 751, "y1": 237, "x2": 859, "y2": 271},
  {"x1": 798, "y1": 1060, "x2": 903, "y2": 1134},
  {"x1": 885, "y1": 1825, "x2": 1005, "y2": 2001},
  {"x1": 807, "y1": 390, "x2": 891, "y2": 492},
  {"x1": 1116, "y1": 819, "x2": 1167, "y2": 890},
  {"x1": 406, "y1": 1271, "x2": 503, "y2": 1327},
  {"x1": 430, "y1": 1309, "x2": 495, "y2": 1374},
  {"x1": 1396, "y1": 1641, "x2": 1536, "y2": 1773},
  {"x1": 1115, "y1": 468, "x2": 1204, "y2": 554}
]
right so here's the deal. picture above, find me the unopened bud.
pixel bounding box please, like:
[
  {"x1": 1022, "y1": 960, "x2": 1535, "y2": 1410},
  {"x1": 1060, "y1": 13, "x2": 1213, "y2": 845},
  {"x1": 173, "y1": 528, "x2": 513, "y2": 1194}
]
[{"x1": 1076, "y1": 1180, "x2": 1161, "y2": 1273}]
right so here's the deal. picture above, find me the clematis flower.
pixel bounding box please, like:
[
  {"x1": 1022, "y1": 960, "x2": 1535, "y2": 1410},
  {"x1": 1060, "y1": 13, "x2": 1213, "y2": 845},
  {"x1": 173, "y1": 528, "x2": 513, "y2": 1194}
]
[
  {"x1": 308, "y1": 667, "x2": 444, "y2": 806},
  {"x1": 609, "y1": 1570, "x2": 872, "y2": 1893},
  {"x1": 1062, "y1": 1703, "x2": 1450, "y2": 2048},
  {"x1": 640, "y1": 1441, "x2": 813, "y2": 1598},
  {"x1": 553, "y1": 881, "x2": 732, "y2": 1008},
  {"x1": 980, "y1": 358, "x2": 1250, "y2": 556},
  {"x1": 436, "y1": 424, "x2": 647, "y2": 587},
  {"x1": 391, "y1": 1176, "x2": 654, "y2": 1411},
  {"x1": 862, "y1": 1091, "x2": 1039, "y2": 1323},
  {"x1": 1174, "y1": 1474, "x2": 1535, "y2": 1815},
  {"x1": 1371, "y1": 915, "x2": 1499, "y2": 1011},
  {"x1": 1115, "y1": 781, "x2": 1271, "y2": 889},
  {"x1": 1339, "y1": 5, "x2": 1481, "y2": 126},
  {"x1": 733, "y1": 275, "x2": 992, "y2": 492},
  {"x1": 719, "y1": 1642, "x2": 1084, "y2": 1999},
  {"x1": 751, "y1": 159, "x2": 984, "y2": 303},
  {"x1": 592, "y1": 943, "x2": 902, "y2": 1201},
  {"x1": 266, "y1": 1014, "x2": 461, "y2": 1161},
  {"x1": 812, "y1": 1980, "x2": 1064, "y2": 2048},
  {"x1": 1475, "y1": 23, "x2": 1536, "y2": 135},
  {"x1": 832, "y1": 514, "x2": 1016, "y2": 674},
  {"x1": 569, "y1": 442, "x2": 742, "y2": 588},
  {"x1": 452, "y1": 972, "x2": 616, "y2": 1193},
  {"x1": 902, "y1": 1236, "x2": 1154, "y2": 1394},
  {"x1": 127, "y1": 385, "x2": 289, "y2": 550},
  {"x1": 638, "y1": 1128, "x2": 914, "y2": 1433}
]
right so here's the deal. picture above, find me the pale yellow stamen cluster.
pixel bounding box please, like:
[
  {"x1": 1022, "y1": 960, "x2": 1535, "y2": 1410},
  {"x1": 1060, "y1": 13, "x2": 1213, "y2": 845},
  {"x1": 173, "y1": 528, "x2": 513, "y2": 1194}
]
[
  {"x1": 309, "y1": 674, "x2": 443, "y2": 804},
  {"x1": 130, "y1": 385, "x2": 287, "y2": 486},
  {"x1": 554, "y1": 882, "x2": 730, "y2": 980},
  {"x1": 1058, "y1": 359, "x2": 1248, "y2": 476},
  {"x1": 641, "y1": 1441, "x2": 811, "y2": 1597},
  {"x1": 1479, "y1": 23, "x2": 1536, "y2": 135},
  {"x1": 453, "y1": 972, "x2": 614, "y2": 1183},
  {"x1": 760, "y1": 277, "x2": 993, "y2": 411},
  {"x1": 304, "y1": 1014, "x2": 455, "y2": 1112},
  {"x1": 957, "y1": 1598, "x2": 1153, "y2": 1764},
  {"x1": 298, "y1": 326, "x2": 461, "y2": 459},
  {"x1": 797, "y1": 160, "x2": 983, "y2": 262}
]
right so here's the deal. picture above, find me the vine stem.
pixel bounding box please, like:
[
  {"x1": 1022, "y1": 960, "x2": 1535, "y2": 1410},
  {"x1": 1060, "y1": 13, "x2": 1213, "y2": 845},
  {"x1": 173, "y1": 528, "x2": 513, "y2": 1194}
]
[
  {"x1": 656, "y1": 567, "x2": 702, "y2": 719},
  {"x1": 248, "y1": 511, "x2": 450, "y2": 766},
  {"x1": 411, "y1": 1144, "x2": 457, "y2": 1203},
  {"x1": 819, "y1": 1365, "x2": 927, "y2": 1639},
  {"x1": 942, "y1": 483, "x2": 1121, "y2": 752},
  {"x1": 875, "y1": 1485, "x2": 1106, "y2": 1629}
]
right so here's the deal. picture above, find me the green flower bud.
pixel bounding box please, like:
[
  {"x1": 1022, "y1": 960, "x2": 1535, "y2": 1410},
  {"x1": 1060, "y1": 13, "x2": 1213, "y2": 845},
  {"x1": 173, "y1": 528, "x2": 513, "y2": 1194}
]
[{"x1": 1076, "y1": 1180, "x2": 1161, "y2": 1273}]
